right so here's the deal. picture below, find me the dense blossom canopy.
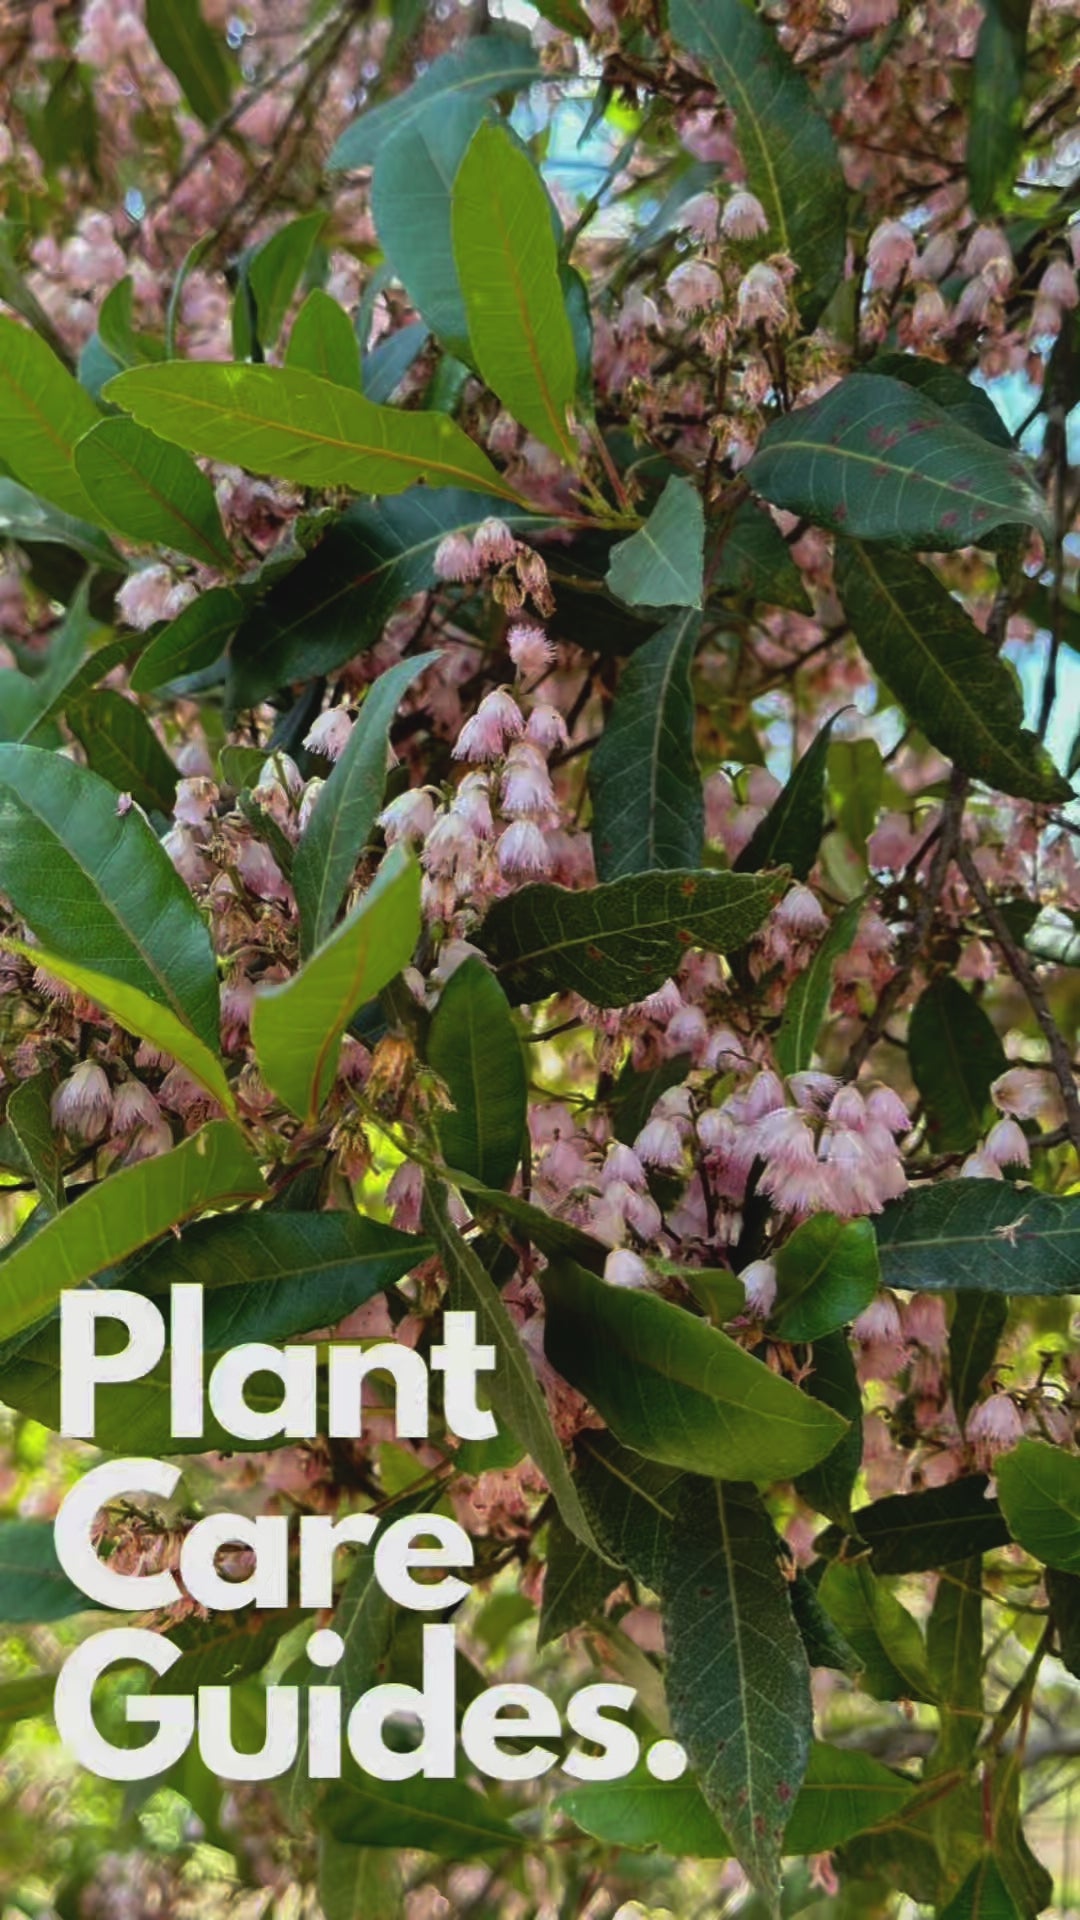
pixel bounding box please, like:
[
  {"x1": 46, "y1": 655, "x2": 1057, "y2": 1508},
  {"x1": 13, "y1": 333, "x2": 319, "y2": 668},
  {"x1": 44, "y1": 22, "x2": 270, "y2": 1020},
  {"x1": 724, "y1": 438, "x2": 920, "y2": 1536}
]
[{"x1": 0, "y1": 0, "x2": 1079, "y2": 1915}]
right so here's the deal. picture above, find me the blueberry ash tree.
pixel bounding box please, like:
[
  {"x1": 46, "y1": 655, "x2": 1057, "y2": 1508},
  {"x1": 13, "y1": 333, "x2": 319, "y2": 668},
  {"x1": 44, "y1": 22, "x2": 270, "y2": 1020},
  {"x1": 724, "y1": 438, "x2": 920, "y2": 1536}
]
[{"x1": 0, "y1": 0, "x2": 1079, "y2": 1914}]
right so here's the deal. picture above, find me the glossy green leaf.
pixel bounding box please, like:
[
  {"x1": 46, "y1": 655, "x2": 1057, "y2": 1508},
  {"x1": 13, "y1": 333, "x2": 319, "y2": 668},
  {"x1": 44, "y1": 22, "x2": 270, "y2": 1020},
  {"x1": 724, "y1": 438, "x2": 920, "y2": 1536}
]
[
  {"x1": 294, "y1": 652, "x2": 440, "y2": 954},
  {"x1": 372, "y1": 98, "x2": 488, "y2": 365},
  {"x1": 453, "y1": 119, "x2": 579, "y2": 463},
  {"x1": 830, "y1": 738, "x2": 884, "y2": 862},
  {"x1": 542, "y1": 1258, "x2": 848, "y2": 1482},
  {"x1": 908, "y1": 977, "x2": 1007, "y2": 1154},
  {"x1": 0, "y1": 1073, "x2": 63, "y2": 1212},
  {"x1": 28, "y1": 638, "x2": 139, "y2": 736},
  {"x1": 968, "y1": 0, "x2": 1031, "y2": 218},
  {"x1": 0, "y1": 1211, "x2": 426, "y2": 1451},
  {"x1": 0, "y1": 314, "x2": 103, "y2": 522},
  {"x1": 0, "y1": 745, "x2": 220, "y2": 1051},
  {"x1": 67, "y1": 687, "x2": 179, "y2": 815},
  {"x1": 286, "y1": 289, "x2": 362, "y2": 389},
  {"x1": 574, "y1": 1432, "x2": 684, "y2": 1592},
  {"x1": 877, "y1": 1181, "x2": 1080, "y2": 1296},
  {"x1": 711, "y1": 496, "x2": 811, "y2": 612},
  {"x1": 97, "y1": 277, "x2": 166, "y2": 370},
  {"x1": 145, "y1": 0, "x2": 232, "y2": 125},
  {"x1": 329, "y1": 33, "x2": 539, "y2": 170},
  {"x1": 245, "y1": 212, "x2": 326, "y2": 352},
  {"x1": 790, "y1": 1568, "x2": 861, "y2": 1676},
  {"x1": 664, "y1": 1478, "x2": 811, "y2": 1898},
  {"x1": 941, "y1": 1855, "x2": 1023, "y2": 1920},
  {"x1": 819, "y1": 1477, "x2": 1009, "y2": 1575},
  {"x1": 468, "y1": 1186, "x2": 607, "y2": 1271},
  {"x1": 252, "y1": 844, "x2": 421, "y2": 1123},
  {"x1": 1, "y1": 939, "x2": 232, "y2": 1115},
  {"x1": 130, "y1": 587, "x2": 245, "y2": 693},
  {"x1": 164, "y1": 1610, "x2": 307, "y2": 1694},
  {"x1": 228, "y1": 489, "x2": 554, "y2": 707},
  {"x1": 556, "y1": 1740, "x2": 914, "y2": 1860},
  {"x1": 736, "y1": 712, "x2": 841, "y2": 883},
  {"x1": 927, "y1": 1561, "x2": 983, "y2": 1769},
  {"x1": 949, "y1": 1292, "x2": 1009, "y2": 1426},
  {"x1": 106, "y1": 363, "x2": 516, "y2": 503},
  {"x1": 478, "y1": 867, "x2": 785, "y2": 1008},
  {"x1": 606, "y1": 479, "x2": 705, "y2": 611},
  {"x1": 817, "y1": 1560, "x2": 937, "y2": 1703},
  {"x1": 428, "y1": 959, "x2": 526, "y2": 1189},
  {"x1": 834, "y1": 542, "x2": 1068, "y2": 803},
  {"x1": 319, "y1": 1773, "x2": 518, "y2": 1856},
  {"x1": 793, "y1": 1328, "x2": 863, "y2": 1527},
  {"x1": 747, "y1": 375, "x2": 1048, "y2": 550},
  {"x1": 537, "y1": 1512, "x2": 616, "y2": 1647},
  {"x1": 422, "y1": 1182, "x2": 605, "y2": 1557},
  {"x1": 775, "y1": 898, "x2": 862, "y2": 1075},
  {"x1": 0, "y1": 1122, "x2": 265, "y2": 1343},
  {"x1": 867, "y1": 353, "x2": 1015, "y2": 448},
  {"x1": 0, "y1": 1521, "x2": 102, "y2": 1624},
  {"x1": 0, "y1": 475, "x2": 121, "y2": 570},
  {"x1": 668, "y1": 0, "x2": 846, "y2": 326},
  {"x1": 772, "y1": 1215, "x2": 880, "y2": 1343},
  {"x1": 74, "y1": 416, "x2": 233, "y2": 567},
  {"x1": 319, "y1": 1839, "x2": 402, "y2": 1920},
  {"x1": 996, "y1": 1440, "x2": 1080, "y2": 1575},
  {"x1": 363, "y1": 322, "x2": 430, "y2": 406},
  {"x1": 588, "y1": 611, "x2": 703, "y2": 882}
]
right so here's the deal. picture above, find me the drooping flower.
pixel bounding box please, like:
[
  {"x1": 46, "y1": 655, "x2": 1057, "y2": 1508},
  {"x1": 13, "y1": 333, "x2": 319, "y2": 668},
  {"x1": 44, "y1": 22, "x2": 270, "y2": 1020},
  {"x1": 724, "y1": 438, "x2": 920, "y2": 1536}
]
[
  {"x1": 740, "y1": 1258, "x2": 777, "y2": 1317},
  {"x1": 51, "y1": 1061, "x2": 113, "y2": 1140},
  {"x1": 604, "y1": 1248, "x2": 651, "y2": 1288},
  {"x1": 304, "y1": 706, "x2": 354, "y2": 762},
  {"x1": 453, "y1": 688, "x2": 525, "y2": 762},
  {"x1": 721, "y1": 190, "x2": 768, "y2": 241},
  {"x1": 990, "y1": 1066, "x2": 1047, "y2": 1120},
  {"x1": 508, "y1": 622, "x2": 555, "y2": 676},
  {"x1": 984, "y1": 1117, "x2": 1031, "y2": 1169},
  {"x1": 496, "y1": 818, "x2": 552, "y2": 878},
  {"x1": 377, "y1": 787, "x2": 437, "y2": 847},
  {"x1": 736, "y1": 263, "x2": 789, "y2": 331},
  {"x1": 867, "y1": 218, "x2": 917, "y2": 289},
  {"x1": 433, "y1": 533, "x2": 480, "y2": 582},
  {"x1": 666, "y1": 259, "x2": 722, "y2": 315},
  {"x1": 966, "y1": 1392, "x2": 1023, "y2": 1466}
]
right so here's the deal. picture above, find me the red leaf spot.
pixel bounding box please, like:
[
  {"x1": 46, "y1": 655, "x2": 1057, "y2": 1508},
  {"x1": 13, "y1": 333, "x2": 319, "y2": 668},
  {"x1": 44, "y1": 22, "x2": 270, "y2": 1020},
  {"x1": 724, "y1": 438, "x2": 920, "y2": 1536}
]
[
  {"x1": 676, "y1": 928, "x2": 694, "y2": 946},
  {"x1": 940, "y1": 509, "x2": 960, "y2": 529},
  {"x1": 679, "y1": 877, "x2": 698, "y2": 897},
  {"x1": 586, "y1": 944, "x2": 606, "y2": 962},
  {"x1": 777, "y1": 1781, "x2": 793, "y2": 1804}
]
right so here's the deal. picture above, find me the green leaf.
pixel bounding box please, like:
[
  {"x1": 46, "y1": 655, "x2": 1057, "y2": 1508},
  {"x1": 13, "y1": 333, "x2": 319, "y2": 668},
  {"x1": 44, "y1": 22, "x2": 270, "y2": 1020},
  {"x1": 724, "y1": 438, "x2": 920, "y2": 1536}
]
[
  {"x1": 574, "y1": 1431, "x2": 684, "y2": 1592},
  {"x1": 830, "y1": 738, "x2": 884, "y2": 862},
  {"x1": 668, "y1": 0, "x2": 846, "y2": 326},
  {"x1": 794, "y1": 1328, "x2": 863, "y2": 1527},
  {"x1": 556, "y1": 1740, "x2": 915, "y2": 1861},
  {"x1": 908, "y1": 977, "x2": 1007, "y2": 1154},
  {"x1": 74, "y1": 417, "x2": 233, "y2": 568},
  {"x1": 736, "y1": 712, "x2": 841, "y2": 882},
  {"x1": 0, "y1": 314, "x2": 103, "y2": 522},
  {"x1": 105, "y1": 363, "x2": 516, "y2": 504},
  {"x1": 286, "y1": 289, "x2": 362, "y2": 390},
  {"x1": 319, "y1": 1839, "x2": 402, "y2": 1920},
  {"x1": 372, "y1": 98, "x2": 488, "y2": 365},
  {"x1": 0, "y1": 1521, "x2": 102, "y2": 1624},
  {"x1": 228, "y1": 489, "x2": 554, "y2": 707},
  {"x1": 329, "y1": 33, "x2": 539, "y2": 170},
  {"x1": 0, "y1": 1122, "x2": 265, "y2": 1344},
  {"x1": 819, "y1": 1477, "x2": 1009, "y2": 1576},
  {"x1": 996, "y1": 1439, "x2": 1080, "y2": 1575},
  {"x1": 588, "y1": 611, "x2": 703, "y2": 882},
  {"x1": 941, "y1": 1855, "x2": 1023, "y2": 1920},
  {"x1": 834, "y1": 542, "x2": 1068, "y2": 803},
  {"x1": 927, "y1": 1561, "x2": 983, "y2": 1769},
  {"x1": 537, "y1": 1512, "x2": 617, "y2": 1647},
  {"x1": 478, "y1": 867, "x2": 786, "y2": 1008},
  {"x1": 468, "y1": 1186, "x2": 607, "y2": 1271},
  {"x1": 711, "y1": 497, "x2": 811, "y2": 612},
  {"x1": 97, "y1": 277, "x2": 166, "y2": 370},
  {"x1": 1046, "y1": 1569, "x2": 1080, "y2": 1680},
  {"x1": 867, "y1": 353, "x2": 1015, "y2": 449},
  {"x1": 294, "y1": 652, "x2": 440, "y2": 954},
  {"x1": 252, "y1": 844, "x2": 421, "y2": 1123},
  {"x1": 606, "y1": 478, "x2": 705, "y2": 611},
  {"x1": 29, "y1": 637, "x2": 140, "y2": 737},
  {"x1": 877, "y1": 1181, "x2": 1080, "y2": 1296},
  {"x1": 1, "y1": 939, "x2": 233, "y2": 1116},
  {"x1": 542, "y1": 1258, "x2": 848, "y2": 1483},
  {"x1": 775, "y1": 898, "x2": 862, "y2": 1076},
  {"x1": 949, "y1": 1292, "x2": 1009, "y2": 1425},
  {"x1": 145, "y1": 0, "x2": 231, "y2": 125},
  {"x1": 422, "y1": 1182, "x2": 605, "y2": 1557},
  {"x1": 164, "y1": 1610, "x2": 307, "y2": 1693},
  {"x1": 817, "y1": 1560, "x2": 937, "y2": 1703},
  {"x1": 746, "y1": 374, "x2": 1048, "y2": 550},
  {"x1": 0, "y1": 745, "x2": 221, "y2": 1052},
  {"x1": 130, "y1": 587, "x2": 245, "y2": 693},
  {"x1": 452, "y1": 119, "x2": 579, "y2": 464},
  {"x1": 245, "y1": 212, "x2": 326, "y2": 353},
  {"x1": 968, "y1": 1, "x2": 1031, "y2": 218},
  {"x1": 0, "y1": 475, "x2": 121, "y2": 570},
  {"x1": 790, "y1": 1568, "x2": 861, "y2": 1675},
  {"x1": 0, "y1": 1211, "x2": 426, "y2": 1451},
  {"x1": 772, "y1": 1215, "x2": 880, "y2": 1343},
  {"x1": 427, "y1": 959, "x2": 526, "y2": 1189},
  {"x1": 363, "y1": 322, "x2": 431, "y2": 406},
  {"x1": 319, "y1": 1774, "x2": 518, "y2": 1856},
  {"x1": 67, "y1": 688, "x2": 179, "y2": 816},
  {"x1": 0, "y1": 1073, "x2": 63, "y2": 1211},
  {"x1": 664, "y1": 1479, "x2": 811, "y2": 1898}
]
